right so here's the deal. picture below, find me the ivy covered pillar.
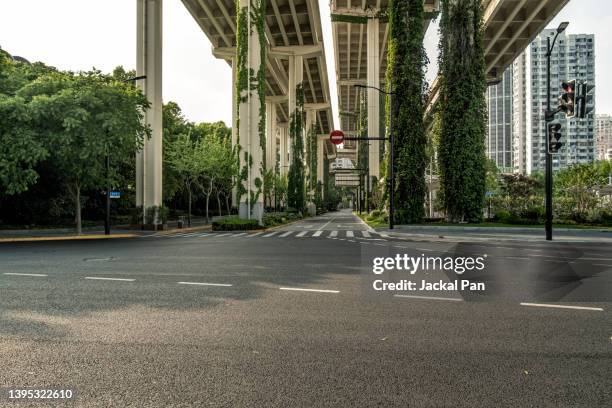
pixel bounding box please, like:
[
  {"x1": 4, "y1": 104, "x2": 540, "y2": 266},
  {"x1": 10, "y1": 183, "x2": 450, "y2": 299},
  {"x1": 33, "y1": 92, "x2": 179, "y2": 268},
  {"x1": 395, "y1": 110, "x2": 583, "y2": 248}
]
[
  {"x1": 279, "y1": 123, "x2": 288, "y2": 174},
  {"x1": 231, "y1": 56, "x2": 238, "y2": 207},
  {"x1": 236, "y1": 0, "x2": 266, "y2": 223},
  {"x1": 287, "y1": 54, "x2": 305, "y2": 212},
  {"x1": 367, "y1": 17, "x2": 380, "y2": 181},
  {"x1": 316, "y1": 134, "x2": 325, "y2": 199},
  {"x1": 136, "y1": 0, "x2": 163, "y2": 227},
  {"x1": 265, "y1": 101, "x2": 277, "y2": 172}
]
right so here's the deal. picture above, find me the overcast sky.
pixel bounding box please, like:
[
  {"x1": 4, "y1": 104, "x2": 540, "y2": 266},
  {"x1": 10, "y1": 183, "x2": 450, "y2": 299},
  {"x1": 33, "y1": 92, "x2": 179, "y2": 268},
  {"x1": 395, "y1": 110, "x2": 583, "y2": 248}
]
[{"x1": 1, "y1": 0, "x2": 609, "y2": 127}]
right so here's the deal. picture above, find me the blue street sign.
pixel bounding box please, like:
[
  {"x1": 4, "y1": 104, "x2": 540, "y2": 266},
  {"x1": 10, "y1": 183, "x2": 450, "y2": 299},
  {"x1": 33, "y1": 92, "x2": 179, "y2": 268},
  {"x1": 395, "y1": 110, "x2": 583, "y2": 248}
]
[
  {"x1": 485, "y1": 191, "x2": 494, "y2": 198},
  {"x1": 109, "y1": 191, "x2": 121, "y2": 199}
]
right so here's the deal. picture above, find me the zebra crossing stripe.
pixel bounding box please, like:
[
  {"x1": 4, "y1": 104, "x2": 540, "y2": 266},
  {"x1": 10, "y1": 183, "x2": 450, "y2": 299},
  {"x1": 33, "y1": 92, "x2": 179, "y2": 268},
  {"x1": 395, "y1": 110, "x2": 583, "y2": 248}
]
[
  {"x1": 216, "y1": 233, "x2": 232, "y2": 237},
  {"x1": 312, "y1": 231, "x2": 323, "y2": 237},
  {"x1": 296, "y1": 231, "x2": 308, "y2": 237},
  {"x1": 232, "y1": 233, "x2": 247, "y2": 237},
  {"x1": 346, "y1": 231, "x2": 354, "y2": 238},
  {"x1": 247, "y1": 231, "x2": 264, "y2": 238},
  {"x1": 361, "y1": 231, "x2": 371, "y2": 238},
  {"x1": 329, "y1": 231, "x2": 338, "y2": 237},
  {"x1": 262, "y1": 231, "x2": 279, "y2": 237},
  {"x1": 279, "y1": 231, "x2": 294, "y2": 237}
]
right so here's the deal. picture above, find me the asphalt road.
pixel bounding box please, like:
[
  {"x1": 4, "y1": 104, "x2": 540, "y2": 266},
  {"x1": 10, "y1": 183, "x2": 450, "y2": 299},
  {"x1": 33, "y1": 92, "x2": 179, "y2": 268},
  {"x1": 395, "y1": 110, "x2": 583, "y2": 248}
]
[{"x1": 1, "y1": 210, "x2": 611, "y2": 407}]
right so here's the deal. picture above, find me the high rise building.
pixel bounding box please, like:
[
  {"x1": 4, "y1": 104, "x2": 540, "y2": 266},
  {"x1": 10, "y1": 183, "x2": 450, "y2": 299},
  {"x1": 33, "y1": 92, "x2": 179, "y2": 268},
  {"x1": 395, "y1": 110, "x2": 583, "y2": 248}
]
[
  {"x1": 595, "y1": 114, "x2": 612, "y2": 160},
  {"x1": 486, "y1": 66, "x2": 513, "y2": 172},
  {"x1": 512, "y1": 29, "x2": 595, "y2": 174}
]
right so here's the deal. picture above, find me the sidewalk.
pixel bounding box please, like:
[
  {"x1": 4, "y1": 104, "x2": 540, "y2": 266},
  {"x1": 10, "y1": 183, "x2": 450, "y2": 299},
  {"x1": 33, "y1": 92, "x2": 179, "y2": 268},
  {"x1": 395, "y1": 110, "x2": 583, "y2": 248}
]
[
  {"x1": 0, "y1": 216, "x2": 226, "y2": 243},
  {"x1": 375, "y1": 224, "x2": 612, "y2": 243}
]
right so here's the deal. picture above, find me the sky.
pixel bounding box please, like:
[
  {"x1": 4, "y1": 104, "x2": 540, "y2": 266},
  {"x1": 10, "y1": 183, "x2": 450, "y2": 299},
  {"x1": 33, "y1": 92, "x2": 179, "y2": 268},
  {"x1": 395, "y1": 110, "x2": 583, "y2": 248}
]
[{"x1": 0, "y1": 0, "x2": 610, "y2": 127}]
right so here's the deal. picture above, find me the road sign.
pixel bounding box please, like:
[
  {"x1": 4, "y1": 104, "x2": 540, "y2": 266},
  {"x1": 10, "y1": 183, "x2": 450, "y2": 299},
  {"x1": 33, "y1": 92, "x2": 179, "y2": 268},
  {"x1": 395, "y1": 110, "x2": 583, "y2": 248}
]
[
  {"x1": 329, "y1": 130, "x2": 344, "y2": 145},
  {"x1": 109, "y1": 191, "x2": 121, "y2": 199}
]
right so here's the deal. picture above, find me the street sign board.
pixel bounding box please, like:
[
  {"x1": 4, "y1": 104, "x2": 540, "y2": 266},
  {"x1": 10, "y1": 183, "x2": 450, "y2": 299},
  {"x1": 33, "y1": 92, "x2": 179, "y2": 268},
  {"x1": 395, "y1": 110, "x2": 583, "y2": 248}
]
[
  {"x1": 329, "y1": 130, "x2": 344, "y2": 145},
  {"x1": 109, "y1": 191, "x2": 121, "y2": 199}
]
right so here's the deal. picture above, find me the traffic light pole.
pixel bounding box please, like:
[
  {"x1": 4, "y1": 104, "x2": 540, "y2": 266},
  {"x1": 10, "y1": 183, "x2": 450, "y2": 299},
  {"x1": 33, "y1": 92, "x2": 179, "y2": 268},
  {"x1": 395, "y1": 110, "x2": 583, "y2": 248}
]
[{"x1": 545, "y1": 35, "x2": 553, "y2": 241}]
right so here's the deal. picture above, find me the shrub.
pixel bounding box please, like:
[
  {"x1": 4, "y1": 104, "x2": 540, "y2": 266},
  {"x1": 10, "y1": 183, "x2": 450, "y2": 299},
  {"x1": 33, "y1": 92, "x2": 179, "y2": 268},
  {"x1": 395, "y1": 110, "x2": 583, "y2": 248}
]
[{"x1": 212, "y1": 217, "x2": 260, "y2": 231}]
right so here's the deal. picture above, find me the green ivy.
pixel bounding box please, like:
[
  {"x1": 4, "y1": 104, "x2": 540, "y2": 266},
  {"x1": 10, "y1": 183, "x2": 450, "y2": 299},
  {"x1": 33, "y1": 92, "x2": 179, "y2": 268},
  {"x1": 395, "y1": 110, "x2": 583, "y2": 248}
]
[
  {"x1": 288, "y1": 83, "x2": 305, "y2": 212},
  {"x1": 386, "y1": 0, "x2": 428, "y2": 223},
  {"x1": 235, "y1": 0, "x2": 266, "y2": 214},
  {"x1": 307, "y1": 122, "x2": 320, "y2": 191},
  {"x1": 438, "y1": 0, "x2": 487, "y2": 223}
]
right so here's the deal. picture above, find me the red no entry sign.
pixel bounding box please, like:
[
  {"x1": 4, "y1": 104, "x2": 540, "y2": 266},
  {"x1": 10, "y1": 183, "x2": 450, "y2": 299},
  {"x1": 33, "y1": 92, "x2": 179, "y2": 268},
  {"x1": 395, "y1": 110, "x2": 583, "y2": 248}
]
[{"x1": 329, "y1": 130, "x2": 344, "y2": 145}]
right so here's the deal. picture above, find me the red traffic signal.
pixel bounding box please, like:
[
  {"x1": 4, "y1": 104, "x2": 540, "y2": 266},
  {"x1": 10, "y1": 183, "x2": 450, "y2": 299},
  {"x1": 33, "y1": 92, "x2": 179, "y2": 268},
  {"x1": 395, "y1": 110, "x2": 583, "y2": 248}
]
[
  {"x1": 329, "y1": 130, "x2": 344, "y2": 145},
  {"x1": 559, "y1": 80, "x2": 576, "y2": 118}
]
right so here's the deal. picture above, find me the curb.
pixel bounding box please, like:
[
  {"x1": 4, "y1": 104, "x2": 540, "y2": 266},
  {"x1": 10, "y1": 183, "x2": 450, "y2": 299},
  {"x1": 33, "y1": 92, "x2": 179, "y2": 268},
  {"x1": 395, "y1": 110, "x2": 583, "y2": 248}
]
[{"x1": 0, "y1": 234, "x2": 138, "y2": 244}]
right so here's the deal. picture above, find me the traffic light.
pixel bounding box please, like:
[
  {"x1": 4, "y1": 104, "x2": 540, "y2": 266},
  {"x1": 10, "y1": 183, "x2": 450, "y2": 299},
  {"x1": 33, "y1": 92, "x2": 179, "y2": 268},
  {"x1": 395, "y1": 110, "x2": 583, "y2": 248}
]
[
  {"x1": 558, "y1": 80, "x2": 576, "y2": 118},
  {"x1": 576, "y1": 80, "x2": 595, "y2": 118},
  {"x1": 547, "y1": 123, "x2": 563, "y2": 154}
]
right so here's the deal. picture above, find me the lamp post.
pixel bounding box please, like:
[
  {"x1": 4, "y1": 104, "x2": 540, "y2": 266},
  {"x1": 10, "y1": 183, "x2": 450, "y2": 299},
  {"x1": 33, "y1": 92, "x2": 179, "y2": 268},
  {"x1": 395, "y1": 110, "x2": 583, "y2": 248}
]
[
  {"x1": 544, "y1": 22, "x2": 569, "y2": 241},
  {"x1": 354, "y1": 84, "x2": 396, "y2": 229}
]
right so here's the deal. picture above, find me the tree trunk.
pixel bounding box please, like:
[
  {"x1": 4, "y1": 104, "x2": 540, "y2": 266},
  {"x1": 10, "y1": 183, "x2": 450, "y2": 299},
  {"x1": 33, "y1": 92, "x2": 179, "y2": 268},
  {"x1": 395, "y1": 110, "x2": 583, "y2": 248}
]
[
  {"x1": 188, "y1": 188, "x2": 192, "y2": 227},
  {"x1": 216, "y1": 192, "x2": 222, "y2": 217},
  {"x1": 225, "y1": 194, "x2": 230, "y2": 216},
  {"x1": 74, "y1": 183, "x2": 82, "y2": 235}
]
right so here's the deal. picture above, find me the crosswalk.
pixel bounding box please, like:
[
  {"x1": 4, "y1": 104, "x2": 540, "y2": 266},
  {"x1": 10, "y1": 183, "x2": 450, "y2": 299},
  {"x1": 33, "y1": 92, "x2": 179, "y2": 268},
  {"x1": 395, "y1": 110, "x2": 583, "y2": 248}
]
[{"x1": 142, "y1": 230, "x2": 387, "y2": 241}]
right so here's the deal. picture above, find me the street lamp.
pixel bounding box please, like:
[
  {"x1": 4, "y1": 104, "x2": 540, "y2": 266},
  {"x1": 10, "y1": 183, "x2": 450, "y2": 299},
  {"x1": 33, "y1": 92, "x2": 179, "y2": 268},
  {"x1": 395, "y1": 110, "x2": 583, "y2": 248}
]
[
  {"x1": 354, "y1": 84, "x2": 396, "y2": 229},
  {"x1": 544, "y1": 22, "x2": 569, "y2": 241},
  {"x1": 103, "y1": 75, "x2": 147, "y2": 235}
]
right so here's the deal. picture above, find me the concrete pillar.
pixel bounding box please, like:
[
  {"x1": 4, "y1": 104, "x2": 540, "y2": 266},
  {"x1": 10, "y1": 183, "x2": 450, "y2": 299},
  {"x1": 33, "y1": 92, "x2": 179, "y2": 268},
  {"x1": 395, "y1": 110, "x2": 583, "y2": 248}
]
[
  {"x1": 305, "y1": 109, "x2": 316, "y2": 188},
  {"x1": 287, "y1": 55, "x2": 304, "y2": 165},
  {"x1": 265, "y1": 101, "x2": 277, "y2": 171},
  {"x1": 317, "y1": 135, "x2": 325, "y2": 197},
  {"x1": 237, "y1": 0, "x2": 264, "y2": 223},
  {"x1": 279, "y1": 123, "x2": 288, "y2": 174},
  {"x1": 367, "y1": 18, "x2": 380, "y2": 180},
  {"x1": 136, "y1": 0, "x2": 163, "y2": 226},
  {"x1": 231, "y1": 57, "x2": 238, "y2": 207}
]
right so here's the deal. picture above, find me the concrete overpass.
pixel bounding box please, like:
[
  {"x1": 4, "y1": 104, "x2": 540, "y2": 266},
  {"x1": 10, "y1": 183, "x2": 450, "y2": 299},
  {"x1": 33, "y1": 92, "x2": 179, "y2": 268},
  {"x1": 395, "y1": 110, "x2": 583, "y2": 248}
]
[
  {"x1": 330, "y1": 0, "x2": 570, "y2": 183},
  {"x1": 136, "y1": 0, "x2": 336, "y2": 224}
]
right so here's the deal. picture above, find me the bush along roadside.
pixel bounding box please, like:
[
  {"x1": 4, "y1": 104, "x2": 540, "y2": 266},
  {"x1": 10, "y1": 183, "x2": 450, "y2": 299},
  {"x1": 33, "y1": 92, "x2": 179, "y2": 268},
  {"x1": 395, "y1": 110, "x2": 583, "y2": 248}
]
[{"x1": 212, "y1": 212, "x2": 304, "y2": 231}]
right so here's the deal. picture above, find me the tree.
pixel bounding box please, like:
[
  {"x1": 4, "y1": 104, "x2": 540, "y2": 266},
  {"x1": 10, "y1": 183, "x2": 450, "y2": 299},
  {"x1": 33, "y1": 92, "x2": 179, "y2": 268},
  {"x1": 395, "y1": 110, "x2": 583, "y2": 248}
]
[
  {"x1": 438, "y1": 0, "x2": 487, "y2": 223},
  {"x1": 555, "y1": 161, "x2": 610, "y2": 219},
  {"x1": 165, "y1": 132, "x2": 205, "y2": 226},
  {"x1": 0, "y1": 95, "x2": 48, "y2": 194},
  {"x1": 19, "y1": 70, "x2": 150, "y2": 233},
  {"x1": 201, "y1": 134, "x2": 231, "y2": 222},
  {"x1": 387, "y1": 0, "x2": 428, "y2": 223}
]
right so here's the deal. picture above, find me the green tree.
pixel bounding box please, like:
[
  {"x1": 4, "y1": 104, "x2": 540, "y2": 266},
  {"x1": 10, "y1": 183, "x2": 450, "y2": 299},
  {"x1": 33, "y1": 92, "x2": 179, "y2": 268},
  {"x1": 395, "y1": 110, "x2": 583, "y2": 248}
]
[
  {"x1": 387, "y1": 0, "x2": 428, "y2": 223},
  {"x1": 165, "y1": 132, "x2": 205, "y2": 226},
  {"x1": 19, "y1": 70, "x2": 150, "y2": 233},
  {"x1": 0, "y1": 95, "x2": 48, "y2": 194},
  {"x1": 438, "y1": 0, "x2": 487, "y2": 222}
]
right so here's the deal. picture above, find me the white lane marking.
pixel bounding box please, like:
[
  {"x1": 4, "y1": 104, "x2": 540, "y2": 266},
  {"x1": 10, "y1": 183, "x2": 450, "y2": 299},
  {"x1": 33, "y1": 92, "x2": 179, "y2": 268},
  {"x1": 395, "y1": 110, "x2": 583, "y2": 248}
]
[
  {"x1": 262, "y1": 231, "x2": 279, "y2": 237},
  {"x1": 318, "y1": 216, "x2": 336, "y2": 230},
  {"x1": 520, "y1": 302, "x2": 603, "y2": 311},
  {"x1": 395, "y1": 294, "x2": 463, "y2": 302},
  {"x1": 247, "y1": 231, "x2": 264, "y2": 238},
  {"x1": 296, "y1": 231, "x2": 308, "y2": 237},
  {"x1": 231, "y1": 233, "x2": 247, "y2": 237},
  {"x1": 279, "y1": 231, "x2": 294, "y2": 237},
  {"x1": 178, "y1": 282, "x2": 233, "y2": 287},
  {"x1": 361, "y1": 231, "x2": 371, "y2": 238},
  {"x1": 416, "y1": 248, "x2": 436, "y2": 252},
  {"x1": 3, "y1": 273, "x2": 48, "y2": 277},
  {"x1": 346, "y1": 231, "x2": 354, "y2": 238},
  {"x1": 329, "y1": 230, "x2": 338, "y2": 237},
  {"x1": 312, "y1": 231, "x2": 323, "y2": 237},
  {"x1": 279, "y1": 287, "x2": 339, "y2": 294},
  {"x1": 216, "y1": 233, "x2": 233, "y2": 237},
  {"x1": 195, "y1": 233, "x2": 211, "y2": 237},
  {"x1": 84, "y1": 277, "x2": 135, "y2": 282}
]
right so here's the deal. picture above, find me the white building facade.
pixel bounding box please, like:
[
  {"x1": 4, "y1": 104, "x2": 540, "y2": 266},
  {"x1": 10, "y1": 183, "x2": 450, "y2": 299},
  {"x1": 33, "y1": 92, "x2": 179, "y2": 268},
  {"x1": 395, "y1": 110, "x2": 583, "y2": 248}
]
[{"x1": 596, "y1": 114, "x2": 612, "y2": 160}]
